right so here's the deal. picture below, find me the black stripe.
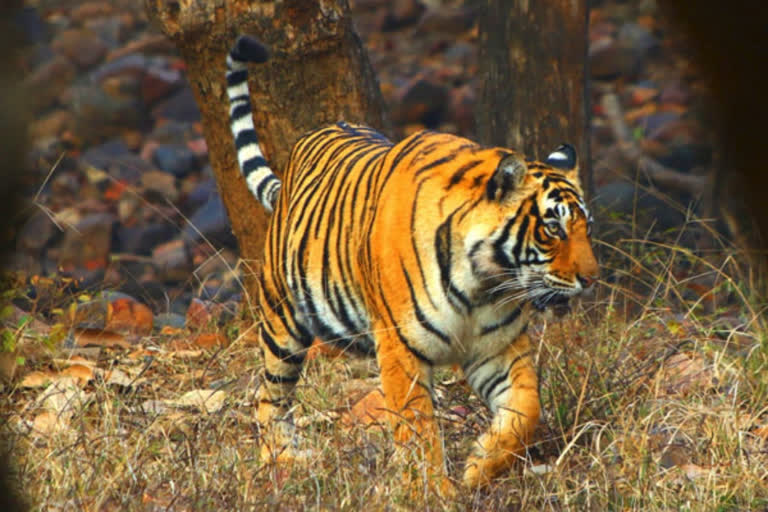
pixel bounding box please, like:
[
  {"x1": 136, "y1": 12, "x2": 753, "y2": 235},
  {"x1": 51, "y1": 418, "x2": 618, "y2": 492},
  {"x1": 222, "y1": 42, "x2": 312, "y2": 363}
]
[
  {"x1": 242, "y1": 156, "x2": 269, "y2": 176},
  {"x1": 230, "y1": 103, "x2": 252, "y2": 122},
  {"x1": 378, "y1": 285, "x2": 434, "y2": 366},
  {"x1": 256, "y1": 173, "x2": 279, "y2": 199},
  {"x1": 480, "y1": 305, "x2": 522, "y2": 335},
  {"x1": 401, "y1": 261, "x2": 451, "y2": 345},
  {"x1": 228, "y1": 93, "x2": 250, "y2": 104},
  {"x1": 264, "y1": 370, "x2": 299, "y2": 385},
  {"x1": 446, "y1": 159, "x2": 483, "y2": 189},
  {"x1": 261, "y1": 327, "x2": 305, "y2": 365},
  {"x1": 226, "y1": 69, "x2": 248, "y2": 87},
  {"x1": 480, "y1": 372, "x2": 508, "y2": 402},
  {"x1": 235, "y1": 129, "x2": 259, "y2": 149}
]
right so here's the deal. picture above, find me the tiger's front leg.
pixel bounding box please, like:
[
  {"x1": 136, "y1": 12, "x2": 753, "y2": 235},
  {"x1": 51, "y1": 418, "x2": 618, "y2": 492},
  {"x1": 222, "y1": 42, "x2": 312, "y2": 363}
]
[
  {"x1": 462, "y1": 332, "x2": 540, "y2": 488},
  {"x1": 375, "y1": 323, "x2": 455, "y2": 497}
]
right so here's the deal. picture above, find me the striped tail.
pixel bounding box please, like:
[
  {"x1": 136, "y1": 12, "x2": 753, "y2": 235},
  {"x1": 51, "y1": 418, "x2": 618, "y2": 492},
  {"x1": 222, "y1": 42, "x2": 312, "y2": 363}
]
[{"x1": 226, "y1": 36, "x2": 281, "y2": 213}]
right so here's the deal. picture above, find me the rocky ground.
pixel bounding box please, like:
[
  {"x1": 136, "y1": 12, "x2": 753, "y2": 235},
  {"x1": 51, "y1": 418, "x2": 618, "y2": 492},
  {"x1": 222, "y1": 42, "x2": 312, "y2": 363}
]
[{"x1": 9, "y1": 0, "x2": 716, "y2": 331}]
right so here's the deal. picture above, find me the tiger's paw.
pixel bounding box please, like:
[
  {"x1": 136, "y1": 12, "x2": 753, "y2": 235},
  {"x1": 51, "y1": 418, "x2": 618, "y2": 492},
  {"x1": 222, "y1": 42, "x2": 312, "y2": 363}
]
[{"x1": 462, "y1": 456, "x2": 496, "y2": 489}]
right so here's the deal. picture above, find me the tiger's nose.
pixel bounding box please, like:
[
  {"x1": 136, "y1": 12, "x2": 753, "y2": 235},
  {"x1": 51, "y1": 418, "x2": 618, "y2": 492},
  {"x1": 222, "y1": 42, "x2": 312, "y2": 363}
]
[{"x1": 577, "y1": 274, "x2": 598, "y2": 289}]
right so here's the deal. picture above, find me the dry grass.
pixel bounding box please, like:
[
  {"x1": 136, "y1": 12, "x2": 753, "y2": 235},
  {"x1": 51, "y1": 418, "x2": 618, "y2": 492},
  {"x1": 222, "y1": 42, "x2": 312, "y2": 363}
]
[{"x1": 2, "y1": 216, "x2": 767, "y2": 511}]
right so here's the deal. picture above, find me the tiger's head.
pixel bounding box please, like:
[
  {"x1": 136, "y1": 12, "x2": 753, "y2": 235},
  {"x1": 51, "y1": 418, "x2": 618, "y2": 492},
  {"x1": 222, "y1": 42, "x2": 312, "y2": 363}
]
[{"x1": 461, "y1": 143, "x2": 599, "y2": 313}]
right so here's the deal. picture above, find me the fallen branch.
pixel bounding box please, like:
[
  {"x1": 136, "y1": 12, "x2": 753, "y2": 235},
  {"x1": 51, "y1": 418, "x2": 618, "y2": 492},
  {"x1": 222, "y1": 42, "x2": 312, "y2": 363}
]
[{"x1": 601, "y1": 92, "x2": 708, "y2": 195}]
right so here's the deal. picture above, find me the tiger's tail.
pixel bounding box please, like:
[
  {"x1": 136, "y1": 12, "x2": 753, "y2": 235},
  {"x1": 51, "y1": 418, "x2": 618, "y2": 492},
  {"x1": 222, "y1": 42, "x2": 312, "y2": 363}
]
[{"x1": 226, "y1": 36, "x2": 280, "y2": 213}]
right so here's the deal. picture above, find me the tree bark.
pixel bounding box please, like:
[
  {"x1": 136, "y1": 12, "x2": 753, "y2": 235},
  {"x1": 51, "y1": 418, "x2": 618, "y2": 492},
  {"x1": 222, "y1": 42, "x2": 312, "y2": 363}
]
[
  {"x1": 476, "y1": 1, "x2": 591, "y2": 195},
  {"x1": 143, "y1": 0, "x2": 389, "y2": 296}
]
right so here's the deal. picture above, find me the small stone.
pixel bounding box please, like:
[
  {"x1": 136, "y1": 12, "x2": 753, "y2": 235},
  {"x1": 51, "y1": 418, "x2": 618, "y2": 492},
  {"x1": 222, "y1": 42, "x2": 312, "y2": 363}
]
[
  {"x1": 83, "y1": 17, "x2": 128, "y2": 49},
  {"x1": 67, "y1": 86, "x2": 146, "y2": 145},
  {"x1": 186, "y1": 138, "x2": 208, "y2": 157},
  {"x1": 25, "y1": 56, "x2": 76, "y2": 112},
  {"x1": 70, "y1": 2, "x2": 114, "y2": 23},
  {"x1": 106, "y1": 34, "x2": 175, "y2": 62},
  {"x1": 51, "y1": 29, "x2": 108, "y2": 70},
  {"x1": 380, "y1": 0, "x2": 424, "y2": 31},
  {"x1": 660, "y1": 81, "x2": 691, "y2": 105},
  {"x1": 115, "y1": 223, "x2": 177, "y2": 255},
  {"x1": 396, "y1": 79, "x2": 450, "y2": 128},
  {"x1": 153, "y1": 144, "x2": 198, "y2": 178},
  {"x1": 153, "y1": 312, "x2": 186, "y2": 330},
  {"x1": 589, "y1": 37, "x2": 640, "y2": 79},
  {"x1": 617, "y1": 22, "x2": 658, "y2": 55},
  {"x1": 141, "y1": 66, "x2": 183, "y2": 105},
  {"x1": 152, "y1": 239, "x2": 191, "y2": 282},
  {"x1": 141, "y1": 170, "x2": 179, "y2": 202},
  {"x1": 30, "y1": 110, "x2": 75, "y2": 140},
  {"x1": 106, "y1": 297, "x2": 153, "y2": 335},
  {"x1": 17, "y1": 211, "x2": 57, "y2": 252},
  {"x1": 151, "y1": 87, "x2": 201, "y2": 123},
  {"x1": 58, "y1": 212, "x2": 115, "y2": 271},
  {"x1": 14, "y1": 6, "x2": 48, "y2": 45},
  {"x1": 181, "y1": 195, "x2": 235, "y2": 248}
]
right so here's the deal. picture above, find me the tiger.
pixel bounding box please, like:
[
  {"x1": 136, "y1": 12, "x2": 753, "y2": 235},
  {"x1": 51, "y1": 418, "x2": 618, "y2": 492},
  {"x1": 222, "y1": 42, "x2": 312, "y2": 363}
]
[{"x1": 226, "y1": 35, "x2": 599, "y2": 492}]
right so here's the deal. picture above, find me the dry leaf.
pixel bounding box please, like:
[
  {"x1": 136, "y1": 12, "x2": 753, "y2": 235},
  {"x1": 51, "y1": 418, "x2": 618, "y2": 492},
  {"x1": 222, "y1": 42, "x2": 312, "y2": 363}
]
[
  {"x1": 169, "y1": 349, "x2": 203, "y2": 359},
  {"x1": 34, "y1": 377, "x2": 88, "y2": 423},
  {"x1": 171, "y1": 389, "x2": 227, "y2": 413},
  {"x1": 60, "y1": 364, "x2": 94, "y2": 384},
  {"x1": 106, "y1": 298, "x2": 153, "y2": 335},
  {"x1": 32, "y1": 410, "x2": 66, "y2": 436},
  {"x1": 20, "y1": 370, "x2": 56, "y2": 388},
  {"x1": 656, "y1": 352, "x2": 712, "y2": 395},
  {"x1": 193, "y1": 332, "x2": 228, "y2": 349},
  {"x1": 680, "y1": 463, "x2": 713, "y2": 480},
  {"x1": 105, "y1": 368, "x2": 135, "y2": 387},
  {"x1": 74, "y1": 328, "x2": 131, "y2": 349},
  {"x1": 341, "y1": 388, "x2": 387, "y2": 430}
]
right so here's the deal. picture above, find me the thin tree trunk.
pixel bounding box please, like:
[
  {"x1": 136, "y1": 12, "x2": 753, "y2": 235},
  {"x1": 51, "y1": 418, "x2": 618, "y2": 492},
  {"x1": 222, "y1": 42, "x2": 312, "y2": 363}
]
[
  {"x1": 143, "y1": 0, "x2": 389, "y2": 297},
  {"x1": 477, "y1": 0, "x2": 591, "y2": 195}
]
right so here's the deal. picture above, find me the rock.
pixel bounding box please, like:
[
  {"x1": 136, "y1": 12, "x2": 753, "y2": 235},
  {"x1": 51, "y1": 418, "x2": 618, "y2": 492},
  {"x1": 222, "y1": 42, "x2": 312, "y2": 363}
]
[
  {"x1": 51, "y1": 29, "x2": 108, "y2": 70},
  {"x1": 30, "y1": 110, "x2": 75, "y2": 140},
  {"x1": 58, "y1": 213, "x2": 115, "y2": 271},
  {"x1": 14, "y1": 6, "x2": 48, "y2": 45},
  {"x1": 115, "y1": 223, "x2": 177, "y2": 255},
  {"x1": 656, "y1": 143, "x2": 712, "y2": 173},
  {"x1": 396, "y1": 79, "x2": 450, "y2": 128},
  {"x1": 149, "y1": 122, "x2": 194, "y2": 147},
  {"x1": 184, "y1": 178, "x2": 217, "y2": 212},
  {"x1": 106, "y1": 297, "x2": 153, "y2": 335},
  {"x1": 181, "y1": 195, "x2": 236, "y2": 248},
  {"x1": 92, "y1": 54, "x2": 147, "y2": 84},
  {"x1": 83, "y1": 17, "x2": 129, "y2": 49},
  {"x1": 151, "y1": 86, "x2": 201, "y2": 123},
  {"x1": 153, "y1": 145, "x2": 198, "y2": 178},
  {"x1": 67, "y1": 85, "x2": 147, "y2": 144},
  {"x1": 617, "y1": 22, "x2": 659, "y2": 55},
  {"x1": 186, "y1": 138, "x2": 208, "y2": 158},
  {"x1": 593, "y1": 182, "x2": 686, "y2": 234},
  {"x1": 81, "y1": 138, "x2": 130, "y2": 168},
  {"x1": 25, "y1": 56, "x2": 76, "y2": 112},
  {"x1": 417, "y1": 5, "x2": 478, "y2": 34},
  {"x1": 635, "y1": 111, "x2": 682, "y2": 136},
  {"x1": 448, "y1": 84, "x2": 476, "y2": 136},
  {"x1": 152, "y1": 239, "x2": 191, "y2": 282},
  {"x1": 380, "y1": 0, "x2": 425, "y2": 31},
  {"x1": 106, "y1": 34, "x2": 176, "y2": 62},
  {"x1": 141, "y1": 171, "x2": 179, "y2": 203},
  {"x1": 660, "y1": 81, "x2": 691, "y2": 105},
  {"x1": 17, "y1": 211, "x2": 57, "y2": 252},
  {"x1": 589, "y1": 37, "x2": 640, "y2": 79},
  {"x1": 141, "y1": 65, "x2": 183, "y2": 105},
  {"x1": 153, "y1": 312, "x2": 186, "y2": 330},
  {"x1": 70, "y1": 2, "x2": 114, "y2": 23}
]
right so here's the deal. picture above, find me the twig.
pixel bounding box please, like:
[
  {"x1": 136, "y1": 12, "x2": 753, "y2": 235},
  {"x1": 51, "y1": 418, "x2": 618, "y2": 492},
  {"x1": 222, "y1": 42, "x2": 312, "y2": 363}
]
[{"x1": 601, "y1": 92, "x2": 708, "y2": 195}]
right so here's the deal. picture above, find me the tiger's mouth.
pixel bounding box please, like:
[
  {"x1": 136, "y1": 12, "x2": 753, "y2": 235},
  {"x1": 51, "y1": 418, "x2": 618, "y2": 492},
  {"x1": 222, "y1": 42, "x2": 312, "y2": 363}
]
[{"x1": 532, "y1": 292, "x2": 571, "y2": 317}]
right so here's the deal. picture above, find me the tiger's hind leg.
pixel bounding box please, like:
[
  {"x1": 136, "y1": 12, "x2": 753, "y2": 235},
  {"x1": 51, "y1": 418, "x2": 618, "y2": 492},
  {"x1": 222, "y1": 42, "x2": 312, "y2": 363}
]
[
  {"x1": 255, "y1": 307, "x2": 312, "y2": 464},
  {"x1": 462, "y1": 332, "x2": 540, "y2": 488}
]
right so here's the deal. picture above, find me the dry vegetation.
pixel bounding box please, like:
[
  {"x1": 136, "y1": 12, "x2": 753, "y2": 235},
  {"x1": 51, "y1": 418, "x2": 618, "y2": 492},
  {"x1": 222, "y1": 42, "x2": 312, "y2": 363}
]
[{"x1": 1, "y1": 209, "x2": 767, "y2": 511}]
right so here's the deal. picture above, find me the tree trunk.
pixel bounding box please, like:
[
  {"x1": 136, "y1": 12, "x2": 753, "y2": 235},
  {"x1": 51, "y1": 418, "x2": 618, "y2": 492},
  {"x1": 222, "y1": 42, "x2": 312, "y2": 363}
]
[
  {"x1": 476, "y1": 1, "x2": 591, "y2": 195},
  {"x1": 143, "y1": 0, "x2": 389, "y2": 297}
]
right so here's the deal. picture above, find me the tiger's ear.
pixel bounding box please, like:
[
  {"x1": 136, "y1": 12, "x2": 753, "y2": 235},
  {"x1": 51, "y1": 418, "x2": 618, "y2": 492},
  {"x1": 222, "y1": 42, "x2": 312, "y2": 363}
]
[
  {"x1": 487, "y1": 153, "x2": 528, "y2": 201},
  {"x1": 544, "y1": 144, "x2": 578, "y2": 175}
]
